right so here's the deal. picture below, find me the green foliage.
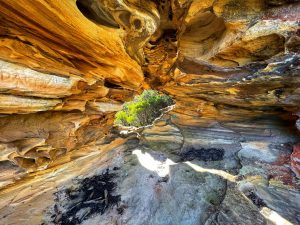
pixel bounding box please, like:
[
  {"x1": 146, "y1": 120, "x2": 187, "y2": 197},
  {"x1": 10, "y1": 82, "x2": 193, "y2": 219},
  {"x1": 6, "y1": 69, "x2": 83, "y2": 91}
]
[{"x1": 114, "y1": 90, "x2": 174, "y2": 127}]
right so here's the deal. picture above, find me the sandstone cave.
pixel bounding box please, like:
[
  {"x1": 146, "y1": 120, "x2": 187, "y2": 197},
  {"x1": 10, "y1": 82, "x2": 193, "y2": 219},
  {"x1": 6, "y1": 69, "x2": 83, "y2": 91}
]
[{"x1": 0, "y1": 0, "x2": 299, "y2": 225}]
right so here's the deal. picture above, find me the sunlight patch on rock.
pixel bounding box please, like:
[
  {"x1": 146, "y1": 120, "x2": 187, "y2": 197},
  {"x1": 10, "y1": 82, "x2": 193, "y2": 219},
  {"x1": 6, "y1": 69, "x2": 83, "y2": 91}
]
[
  {"x1": 132, "y1": 149, "x2": 176, "y2": 177},
  {"x1": 185, "y1": 161, "x2": 237, "y2": 182}
]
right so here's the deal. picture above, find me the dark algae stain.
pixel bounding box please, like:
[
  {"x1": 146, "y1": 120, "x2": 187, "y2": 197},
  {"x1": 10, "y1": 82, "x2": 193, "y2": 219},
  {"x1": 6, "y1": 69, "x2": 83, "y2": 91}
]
[
  {"x1": 179, "y1": 147, "x2": 225, "y2": 162},
  {"x1": 44, "y1": 169, "x2": 121, "y2": 225},
  {"x1": 246, "y1": 192, "x2": 267, "y2": 208}
]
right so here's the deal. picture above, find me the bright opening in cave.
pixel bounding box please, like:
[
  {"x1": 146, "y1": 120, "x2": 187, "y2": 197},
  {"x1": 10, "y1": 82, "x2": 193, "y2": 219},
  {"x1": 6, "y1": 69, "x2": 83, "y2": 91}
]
[{"x1": 114, "y1": 90, "x2": 175, "y2": 128}]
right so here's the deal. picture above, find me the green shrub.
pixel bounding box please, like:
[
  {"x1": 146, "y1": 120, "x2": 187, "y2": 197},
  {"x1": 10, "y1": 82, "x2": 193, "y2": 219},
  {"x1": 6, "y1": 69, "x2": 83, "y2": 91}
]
[{"x1": 114, "y1": 90, "x2": 174, "y2": 127}]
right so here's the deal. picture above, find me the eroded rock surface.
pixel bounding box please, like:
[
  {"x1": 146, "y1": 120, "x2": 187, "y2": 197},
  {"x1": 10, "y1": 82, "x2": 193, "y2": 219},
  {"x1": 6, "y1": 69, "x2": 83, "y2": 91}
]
[
  {"x1": 1, "y1": 113, "x2": 299, "y2": 225},
  {"x1": 0, "y1": 0, "x2": 299, "y2": 224}
]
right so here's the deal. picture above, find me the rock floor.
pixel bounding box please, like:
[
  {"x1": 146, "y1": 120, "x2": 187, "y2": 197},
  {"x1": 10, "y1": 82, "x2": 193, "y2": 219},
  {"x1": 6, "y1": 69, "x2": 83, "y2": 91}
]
[{"x1": 0, "y1": 112, "x2": 299, "y2": 225}]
